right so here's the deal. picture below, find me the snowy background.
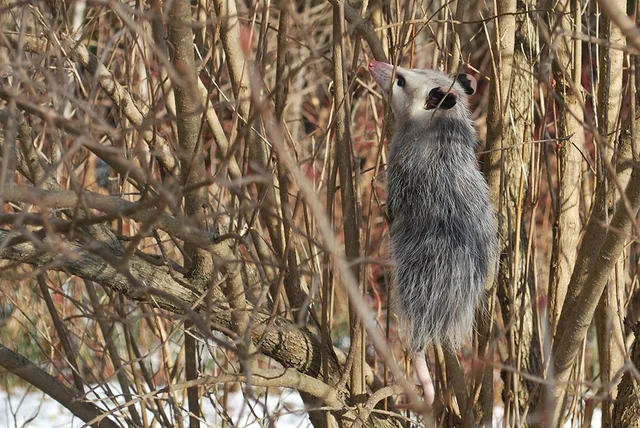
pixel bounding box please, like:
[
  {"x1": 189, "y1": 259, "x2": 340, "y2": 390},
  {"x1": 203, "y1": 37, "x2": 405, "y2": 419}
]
[
  {"x1": 0, "y1": 386, "x2": 602, "y2": 427},
  {"x1": 0, "y1": 386, "x2": 310, "y2": 428}
]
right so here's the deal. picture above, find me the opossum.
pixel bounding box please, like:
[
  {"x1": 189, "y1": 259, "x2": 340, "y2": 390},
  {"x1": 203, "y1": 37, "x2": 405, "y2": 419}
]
[{"x1": 368, "y1": 60, "x2": 497, "y2": 406}]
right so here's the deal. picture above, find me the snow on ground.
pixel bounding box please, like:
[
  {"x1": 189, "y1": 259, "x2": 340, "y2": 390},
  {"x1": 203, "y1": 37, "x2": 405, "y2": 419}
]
[
  {"x1": 0, "y1": 386, "x2": 311, "y2": 427},
  {"x1": 492, "y1": 405, "x2": 602, "y2": 428},
  {"x1": 0, "y1": 387, "x2": 604, "y2": 427}
]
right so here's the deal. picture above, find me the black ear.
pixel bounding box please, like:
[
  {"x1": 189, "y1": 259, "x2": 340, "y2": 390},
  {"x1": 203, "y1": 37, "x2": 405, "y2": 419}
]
[
  {"x1": 456, "y1": 73, "x2": 477, "y2": 95},
  {"x1": 425, "y1": 87, "x2": 457, "y2": 110}
]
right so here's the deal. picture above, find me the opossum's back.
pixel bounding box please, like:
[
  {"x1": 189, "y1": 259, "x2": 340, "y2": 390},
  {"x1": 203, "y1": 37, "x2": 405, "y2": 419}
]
[{"x1": 390, "y1": 215, "x2": 492, "y2": 351}]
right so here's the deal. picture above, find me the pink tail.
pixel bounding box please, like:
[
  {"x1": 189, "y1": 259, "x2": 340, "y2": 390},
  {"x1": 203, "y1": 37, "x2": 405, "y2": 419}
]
[{"x1": 414, "y1": 351, "x2": 435, "y2": 407}]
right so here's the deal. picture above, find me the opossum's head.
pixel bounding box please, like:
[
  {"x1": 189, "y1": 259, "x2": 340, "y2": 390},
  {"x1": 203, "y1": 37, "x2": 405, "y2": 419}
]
[{"x1": 368, "y1": 60, "x2": 476, "y2": 127}]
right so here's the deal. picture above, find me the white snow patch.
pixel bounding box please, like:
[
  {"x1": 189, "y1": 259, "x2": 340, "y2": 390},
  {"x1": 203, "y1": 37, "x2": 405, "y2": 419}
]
[
  {"x1": 492, "y1": 405, "x2": 602, "y2": 428},
  {"x1": 0, "y1": 386, "x2": 310, "y2": 427}
]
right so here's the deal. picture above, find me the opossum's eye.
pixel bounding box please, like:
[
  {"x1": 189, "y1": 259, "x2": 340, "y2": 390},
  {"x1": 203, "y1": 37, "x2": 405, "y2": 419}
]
[
  {"x1": 425, "y1": 87, "x2": 457, "y2": 110},
  {"x1": 396, "y1": 76, "x2": 406, "y2": 87}
]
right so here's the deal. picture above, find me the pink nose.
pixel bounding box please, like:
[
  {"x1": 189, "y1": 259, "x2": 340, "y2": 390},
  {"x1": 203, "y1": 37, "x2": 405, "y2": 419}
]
[{"x1": 368, "y1": 60, "x2": 378, "y2": 70}]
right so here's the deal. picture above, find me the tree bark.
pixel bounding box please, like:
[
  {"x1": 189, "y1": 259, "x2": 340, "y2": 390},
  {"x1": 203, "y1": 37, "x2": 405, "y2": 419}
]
[
  {"x1": 479, "y1": 0, "x2": 517, "y2": 423},
  {"x1": 534, "y1": 167, "x2": 640, "y2": 426},
  {"x1": 612, "y1": 330, "x2": 640, "y2": 427}
]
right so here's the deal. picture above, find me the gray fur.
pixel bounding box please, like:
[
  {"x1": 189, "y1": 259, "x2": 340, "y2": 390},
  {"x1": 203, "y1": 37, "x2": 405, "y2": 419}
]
[{"x1": 369, "y1": 61, "x2": 497, "y2": 353}]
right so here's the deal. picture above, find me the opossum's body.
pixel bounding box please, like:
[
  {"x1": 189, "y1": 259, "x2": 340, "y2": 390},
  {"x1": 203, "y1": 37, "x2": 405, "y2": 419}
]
[{"x1": 369, "y1": 61, "x2": 497, "y2": 405}]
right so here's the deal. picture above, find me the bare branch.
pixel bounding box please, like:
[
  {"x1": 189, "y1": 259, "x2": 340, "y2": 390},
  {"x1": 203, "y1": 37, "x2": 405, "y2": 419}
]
[
  {"x1": 0, "y1": 345, "x2": 120, "y2": 428},
  {"x1": 597, "y1": 0, "x2": 640, "y2": 54},
  {"x1": 537, "y1": 168, "x2": 640, "y2": 424},
  {"x1": 2, "y1": 33, "x2": 180, "y2": 178}
]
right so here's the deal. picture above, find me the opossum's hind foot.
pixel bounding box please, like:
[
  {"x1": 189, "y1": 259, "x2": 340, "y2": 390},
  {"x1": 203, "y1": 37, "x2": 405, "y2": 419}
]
[{"x1": 413, "y1": 351, "x2": 435, "y2": 407}]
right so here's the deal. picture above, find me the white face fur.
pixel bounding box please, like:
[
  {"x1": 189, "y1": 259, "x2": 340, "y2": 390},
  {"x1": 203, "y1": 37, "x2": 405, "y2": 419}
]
[{"x1": 368, "y1": 61, "x2": 476, "y2": 126}]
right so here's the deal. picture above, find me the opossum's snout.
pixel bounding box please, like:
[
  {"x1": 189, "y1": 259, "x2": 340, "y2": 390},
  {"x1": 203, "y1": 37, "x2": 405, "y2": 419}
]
[{"x1": 368, "y1": 60, "x2": 394, "y2": 91}]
